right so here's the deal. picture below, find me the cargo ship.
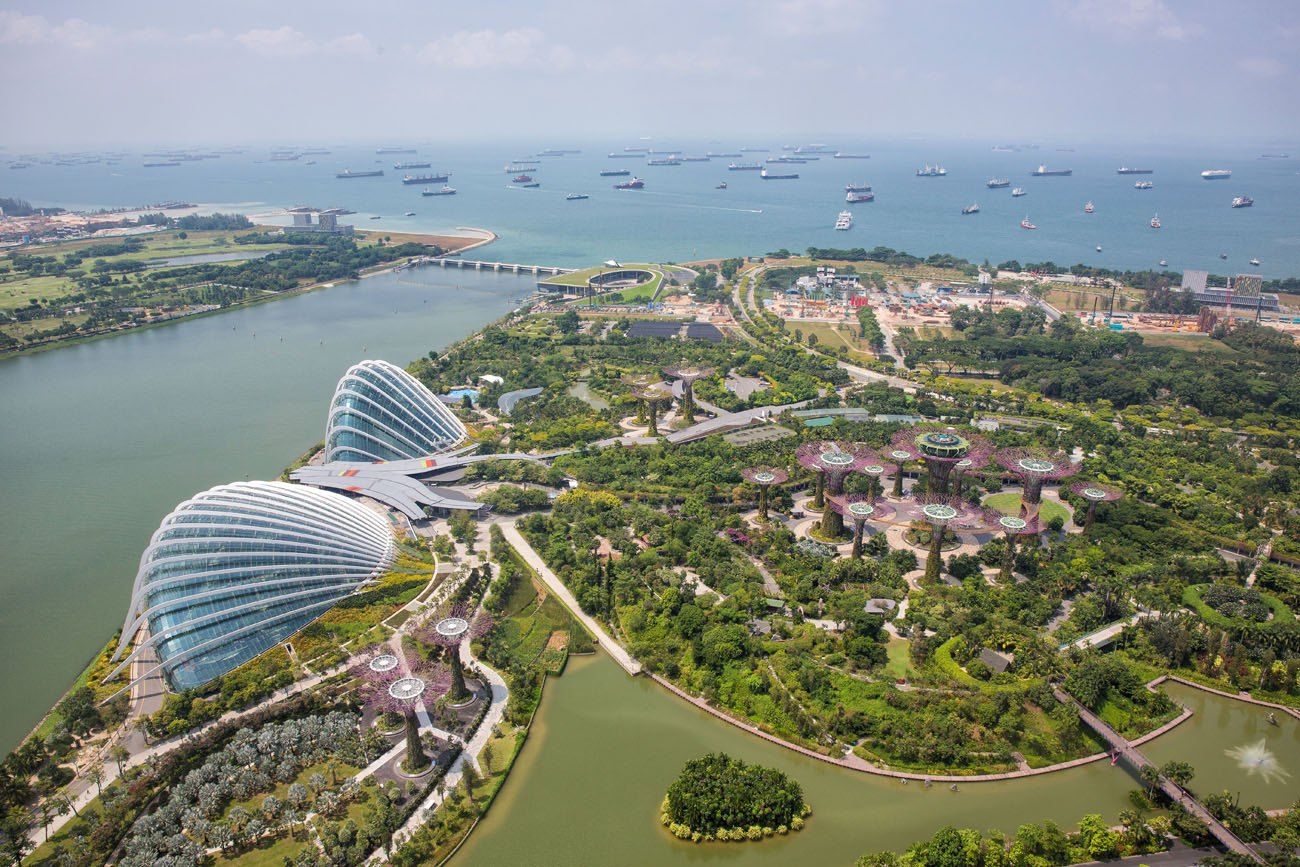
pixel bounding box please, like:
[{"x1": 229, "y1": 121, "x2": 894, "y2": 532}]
[
  {"x1": 511, "y1": 174, "x2": 534, "y2": 183},
  {"x1": 760, "y1": 169, "x2": 798, "y2": 180},
  {"x1": 768, "y1": 156, "x2": 808, "y2": 164},
  {"x1": 728, "y1": 163, "x2": 762, "y2": 171},
  {"x1": 845, "y1": 183, "x2": 873, "y2": 192},
  {"x1": 681, "y1": 156, "x2": 711, "y2": 162},
  {"x1": 1135, "y1": 180, "x2": 1153, "y2": 190},
  {"x1": 376, "y1": 147, "x2": 417, "y2": 154},
  {"x1": 600, "y1": 169, "x2": 631, "y2": 177},
  {"x1": 566, "y1": 193, "x2": 589, "y2": 200},
  {"x1": 422, "y1": 186, "x2": 456, "y2": 196},
  {"x1": 1201, "y1": 169, "x2": 1231, "y2": 180},
  {"x1": 834, "y1": 152, "x2": 871, "y2": 159},
  {"x1": 143, "y1": 161, "x2": 180, "y2": 167},
  {"x1": 1232, "y1": 196, "x2": 1253, "y2": 208},
  {"x1": 986, "y1": 178, "x2": 1010, "y2": 188},
  {"x1": 402, "y1": 173, "x2": 448, "y2": 184},
  {"x1": 1116, "y1": 167, "x2": 1153, "y2": 174},
  {"x1": 738, "y1": 147, "x2": 769, "y2": 152},
  {"x1": 646, "y1": 156, "x2": 681, "y2": 166},
  {"x1": 394, "y1": 162, "x2": 432, "y2": 169},
  {"x1": 1030, "y1": 164, "x2": 1072, "y2": 176},
  {"x1": 707, "y1": 152, "x2": 742, "y2": 158},
  {"x1": 846, "y1": 191, "x2": 874, "y2": 203},
  {"x1": 607, "y1": 153, "x2": 643, "y2": 158},
  {"x1": 337, "y1": 169, "x2": 384, "y2": 178},
  {"x1": 614, "y1": 177, "x2": 645, "y2": 189},
  {"x1": 916, "y1": 164, "x2": 947, "y2": 177}
]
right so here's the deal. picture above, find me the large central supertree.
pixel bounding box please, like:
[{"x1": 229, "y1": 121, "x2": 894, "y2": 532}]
[
  {"x1": 797, "y1": 441, "x2": 873, "y2": 537},
  {"x1": 1070, "y1": 481, "x2": 1123, "y2": 533},
  {"x1": 418, "y1": 605, "x2": 493, "y2": 706},
  {"x1": 892, "y1": 426, "x2": 994, "y2": 496},
  {"x1": 663, "y1": 364, "x2": 714, "y2": 424},
  {"x1": 905, "y1": 495, "x2": 988, "y2": 582},
  {"x1": 994, "y1": 447, "x2": 1080, "y2": 517},
  {"x1": 358, "y1": 653, "x2": 450, "y2": 774},
  {"x1": 741, "y1": 466, "x2": 790, "y2": 521},
  {"x1": 832, "y1": 494, "x2": 896, "y2": 559},
  {"x1": 984, "y1": 510, "x2": 1042, "y2": 583}
]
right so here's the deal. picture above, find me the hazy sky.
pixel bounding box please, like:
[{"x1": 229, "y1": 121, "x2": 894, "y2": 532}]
[{"x1": 2, "y1": 0, "x2": 1297, "y2": 146}]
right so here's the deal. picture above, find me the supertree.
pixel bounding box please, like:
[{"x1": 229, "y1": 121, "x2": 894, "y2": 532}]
[
  {"x1": 417, "y1": 606, "x2": 493, "y2": 706},
  {"x1": 832, "y1": 494, "x2": 896, "y2": 559},
  {"x1": 358, "y1": 654, "x2": 450, "y2": 774},
  {"x1": 994, "y1": 447, "x2": 1080, "y2": 517},
  {"x1": 1070, "y1": 481, "x2": 1123, "y2": 533},
  {"x1": 741, "y1": 466, "x2": 790, "y2": 521},
  {"x1": 662, "y1": 364, "x2": 714, "y2": 424},
  {"x1": 892, "y1": 426, "x2": 994, "y2": 495},
  {"x1": 951, "y1": 456, "x2": 985, "y2": 496},
  {"x1": 984, "y1": 510, "x2": 1042, "y2": 583},
  {"x1": 629, "y1": 380, "x2": 672, "y2": 437},
  {"x1": 797, "y1": 441, "x2": 873, "y2": 538},
  {"x1": 858, "y1": 460, "x2": 888, "y2": 502},
  {"x1": 905, "y1": 495, "x2": 988, "y2": 583},
  {"x1": 883, "y1": 441, "x2": 919, "y2": 499}
]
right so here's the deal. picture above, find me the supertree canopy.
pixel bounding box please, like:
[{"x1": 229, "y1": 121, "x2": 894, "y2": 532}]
[
  {"x1": 994, "y1": 447, "x2": 1080, "y2": 511},
  {"x1": 357, "y1": 653, "x2": 450, "y2": 773},
  {"x1": 418, "y1": 605, "x2": 493, "y2": 706},
  {"x1": 1070, "y1": 481, "x2": 1123, "y2": 532},
  {"x1": 741, "y1": 466, "x2": 790, "y2": 521},
  {"x1": 883, "y1": 442, "x2": 919, "y2": 499},
  {"x1": 858, "y1": 460, "x2": 888, "y2": 501},
  {"x1": 892, "y1": 426, "x2": 994, "y2": 495},
  {"x1": 628, "y1": 379, "x2": 672, "y2": 437},
  {"x1": 905, "y1": 495, "x2": 988, "y2": 582},
  {"x1": 984, "y1": 510, "x2": 1042, "y2": 583},
  {"x1": 797, "y1": 441, "x2": 873, "y2": 537},
  {"x1": 832, "y1": 494, "x2": 896, "y2": 559},
  {"x1": 663, "y1": 364, "x2": 714, "y2": 423}
]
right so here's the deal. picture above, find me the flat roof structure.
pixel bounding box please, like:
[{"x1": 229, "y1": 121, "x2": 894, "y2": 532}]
[{"x1": 723, "y1": 425, "x2": 795, "y2": 446}]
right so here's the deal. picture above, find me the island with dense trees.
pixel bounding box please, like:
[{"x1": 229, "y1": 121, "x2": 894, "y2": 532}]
[{"x1": 661, "y1": 753, "x2": 810, "y2": 842}]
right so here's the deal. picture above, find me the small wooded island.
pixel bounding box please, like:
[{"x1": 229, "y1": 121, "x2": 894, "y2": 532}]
[{"x1": 661, "y1": 753, "x2": 811, "y2": 842}]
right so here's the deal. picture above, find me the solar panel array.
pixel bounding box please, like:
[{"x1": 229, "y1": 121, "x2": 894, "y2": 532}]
[
  {"x1": 627, "y1": 321, "x2": 682, "y2": 339},
  {"x1": 685, "y1": 323, "x2": 724, "y2": 343}
]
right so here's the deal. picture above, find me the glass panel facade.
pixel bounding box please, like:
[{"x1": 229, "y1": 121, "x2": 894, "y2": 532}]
[{"x1": 324, "y1": 359, "x2": 466, "y2": 463}]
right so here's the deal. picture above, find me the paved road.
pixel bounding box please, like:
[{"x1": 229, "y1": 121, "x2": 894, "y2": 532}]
[{"x1": 498, "y1": 520, "x2": 642, "y2": 676}]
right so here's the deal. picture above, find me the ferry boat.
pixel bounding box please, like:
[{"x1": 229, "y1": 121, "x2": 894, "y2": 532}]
[
  {"x1": 1020, "y1": 216, "x2": 1037, "y2": 229},
  {"x1": 1116, "y1": 167, "x2": 1153, "y2": 174},
  {"x1": 1150, "y1": 214, "x2": 1161, "y2": 229},
  {"x1": 1250, "y1": 258, "x2": 1261, "y2": 266},
  {"x1": 511, "y1": 174, "x2": 534, "y2": 183},
  {"x1": 394, "y1": 162, "x2": 431, "y2": 170},
  {"x1": 1201, "y1": 169, "x2": 1232, "y2": 180},
  {"x1": 834, "y1": 152, "x2": 871, "y2": 159},
  {"x1": 1231, "y1": 196, "x2": 1253, "y2": 208},
  {"x1": 760, "y1": 169, "x2": 799, "y2": 180},
  {"x1": 614, "y1": 177, "x2": 645, "y2": 189},
  {"x1": 916, "y1": 164, "x2": 947, "y2": 176},
  {"x1": 961, "y1": 203, "x2": 980, "y2": 215},
  {"x1": 846, "y1": 191, "x2": 874, "y2": 203},
  {"x1": 1084, "y1": 201, "x2": 1095, "y2": 213},
  {"x1": 1134, "y1": 180, "x2": 1153, "y2": 189},
  {"x1": 1159, "y1": 259, "x2": 1168, "y2": 267},
  {"x1": 728, "y1": 163, "x2": 762, "y2": 171},
  {"x1": 835, "y1": 211, "x2": 854, "y2": 230},
  {"x1": 422, "y1": 186, "x2": 456, "y2": 196},
  {"x1": 336, "y1": 169, "x2": 384, "y2": 178},
  {"x1": 600, "y1": 169, "x2": 631, "y2": 177},
  {"x1": 1030, "y1": 164, "x2": 1072, "y2": 176},
  {"x1": 845, "y1": 183, "x2": 873, "y2": 192},
  {"x1": 402, "y1": 173, "x2": 448, "y2": 185},
  {"x1": 403, "y1": 211, "x2": 416, "y2": 216},
  {"x1": 566, "y1": 193, "x2": 589, "y2": 201},
  {"x1": 1011, "y1": 187, "x2": 1026, "y2": 197},
  {"x1": 986, "y1": 178, "x2": 1010, "y2": 188}
]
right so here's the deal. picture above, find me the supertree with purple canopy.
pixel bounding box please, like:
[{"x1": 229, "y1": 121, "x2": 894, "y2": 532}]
[
  {"x1": 797, "y1": 441, "x2": 873, "y2": 538},
  {"x1": 984, "y1": 510, "x2": 1042, "y2": 583},
  {"x1": 417, "y1": 605, "x2": 493, "y2": 706},
  {"x1": 883, "y1": 441, "x2": 919, "y2": 499},
  {"x1": 832, "y1": 494, "x2": 896, "y2": 559},
  {"x1": 905, "y1": 495, "x2": 988, "y2": 582},
  {"x1": 628, "y1": 379, "x2": 672, "y2": 437},
  {"x1": 663, "y1": 364, "x2": 714, "y2": 424},
  {"x1": 357, "y1": 653, "x2": 450, "y2": 774},
  {"x1": 892, "y1": 426, "x2": 994, "y2": 496},
  {"x1": 1069, "y1": 481, "x2": 1123, "y2": 533},
  {"x1": 994, "y1": 447, "x2": 1080, "y2": 518},
  {"x1": 741, "y1": 466, "x2": 790, "y2": 521}
]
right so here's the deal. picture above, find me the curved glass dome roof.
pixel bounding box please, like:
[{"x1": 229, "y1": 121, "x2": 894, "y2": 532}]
[
  {"x1": 109, "y1": 481, "x2": 395, "y2": 692},
  {"x1": 325, "y1": 359, "x2": 467, "y2": 463}
]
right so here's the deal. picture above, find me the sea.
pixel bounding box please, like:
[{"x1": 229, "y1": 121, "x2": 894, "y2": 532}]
[{"x1": 5, "y1": 139, "x2": 1299, "y2": 278}]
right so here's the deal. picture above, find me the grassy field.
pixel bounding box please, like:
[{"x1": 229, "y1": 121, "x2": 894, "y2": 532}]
[
  {"x1": 794, "y1": 321, "x2": 876, "y2": 361},
  {"x1": 982, "y1": 491, "x2": 1071, "y2": 526},
  {"x1": 1136, "y1": 331, "x2": 1240, "y2": 354}
]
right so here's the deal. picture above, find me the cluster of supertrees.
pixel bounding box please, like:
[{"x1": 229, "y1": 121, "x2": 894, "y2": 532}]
[
  {"x1": 662, "y1": 364, "x2": 714, "y2": 424},
  {"x1": 356, "y1": 651, "x2": 449, "y2": 773},
  {"x1": 417, "y1": 605, "x2": 493, "y2": 706},
  {"x1": 738, "y1": 426, "x2": 1123, "y2": 583}
]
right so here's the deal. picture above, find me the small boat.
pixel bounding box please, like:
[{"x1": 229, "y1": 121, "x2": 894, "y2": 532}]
[
  {"x1": 1250, "y1": 258, "x2": 1261, "y2": 266},
  {"x1": 961, "y1": 203, "x2": 979, "y2": 215},
  {"x1": 1135, "y1": 180, "x2": 1153, "y2": 190},
  {"x1": 835, "y1": 210, "x2": 853, "y2": 230},
  {"x1": 565, "y1": 193, "x2": 589, "y2": 200},
  {"x1": 1084, "y1": 201, "x2": 1094, "y2": 213},
  {"x1": 1020, "y1": 216, "x2": 1037, "y2": 230},
  {"x1": 1268, "y1": 712, "x2": 1279, "y2": 726},
  {"x1": 403, "y1": 211, "x2": 415, "y2": 216},
  {"x1": 1011, "y1": 187, "x2": 1026, "y2": 197},
  {"x1": 1220, "y1": 253, "x2": 1228, "y2": 260},
  {"x1": 1150, "y1": 214, "x2": 1161, "y2": 229},
  {"x1": 715, "y1": 182, "x2": 727, "y2": 189},
  {"x1": 512, "y1": 174, "x2": 533, "y2": 183},
  {"x1": 1096, "y1": 245, "x2": 1102, "y2": 252},
  {"x1": 1232, "y1": 196, "x2": 1253, "y2": 208},
  {"x1": 369, "y1": 215, "x2": 382, "y2": 220},
  {"x1": 1159, "y1": 259, "x2": 1168, "y2": 267}
]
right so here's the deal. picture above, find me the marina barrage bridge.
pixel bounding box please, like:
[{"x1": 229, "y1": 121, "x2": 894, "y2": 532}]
[{"x1": 404, "y1": 255, "x2": 574, "y2": 276}]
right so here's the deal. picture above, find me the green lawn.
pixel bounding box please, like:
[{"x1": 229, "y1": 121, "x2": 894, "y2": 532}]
[
  {"x1": 882, "y1": 636, "x2": 914, "y2": 680},
  {"x1": 982, "y1": 491, "x2": 1070, "y2": 526},
  {"x1": 539, "y1": 263, "x2": 664, "y2": 302}
]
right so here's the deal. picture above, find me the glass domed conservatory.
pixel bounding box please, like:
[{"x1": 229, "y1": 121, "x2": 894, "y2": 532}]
[
  {"x1": 108, "y1": 481, "x2": 395, "y2": 693},
  {"x1": 325, "y1": 359, "x2": 467, "y2": 463}
]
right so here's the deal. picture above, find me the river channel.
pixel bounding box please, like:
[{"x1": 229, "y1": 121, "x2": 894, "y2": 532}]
[
  {"x1": 0, "y1": 265, "x2": 535, "y2": 751},
  {"x1": 455, "y1": 655, "x2": 1298, "y2": 867}
]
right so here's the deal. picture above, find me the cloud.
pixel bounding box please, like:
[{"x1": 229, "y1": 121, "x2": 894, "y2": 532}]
[
  {"x1": 767, "y1": 0, "x2": 884, "y2": 35},
  {"x1": 0, "y1": 11, "x2": 108, "y2": 48},
  {"x1": 1237, "y1": 56, "x2": 1285, "y2": 77},
  {"x1": 417, "y1": 28, "x2": 572, "y2": 70},
  {"x1": 1058, "y1": 0, "x2": 1195, "y2": 40},
  {"x1": 236, "y1": 26, "x2": 374, "y2": 58}
]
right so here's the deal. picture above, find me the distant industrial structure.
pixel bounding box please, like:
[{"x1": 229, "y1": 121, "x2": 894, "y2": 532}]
[
  {"x1": 1180, "y1": 270, "x2": 1279, "y2": 312},
  {"x1": 284, "y1": 209, "x2": 354, "y2": 235}
]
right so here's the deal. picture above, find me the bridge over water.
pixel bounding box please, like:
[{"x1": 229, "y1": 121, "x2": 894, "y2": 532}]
[{"x1": 405, "y1": 255, "x2": 574, "y2": 276}]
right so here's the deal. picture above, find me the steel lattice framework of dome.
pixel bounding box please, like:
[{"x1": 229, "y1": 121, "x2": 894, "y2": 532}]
[
  {"x1": 106, "y1": 481, "x2": 396, "y2": 694},
  {"x1": 325, "y1": 359, "x2": 467, "y2": 463}
]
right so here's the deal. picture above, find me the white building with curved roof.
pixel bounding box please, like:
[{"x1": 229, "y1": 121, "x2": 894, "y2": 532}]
[
  {"x1": 325, "y1": 359, "x2": 467, "y2": 463},
  {"x1": 108, "y1": 481, "x2": 395, "y2": 693}
]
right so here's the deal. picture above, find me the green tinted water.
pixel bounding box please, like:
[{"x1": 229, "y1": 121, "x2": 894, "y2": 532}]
[{"x1": 455, "y1": 656, "x2": 1298, "y2": 867}]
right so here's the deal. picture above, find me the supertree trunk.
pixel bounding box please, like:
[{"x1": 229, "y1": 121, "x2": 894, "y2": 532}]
[
  {"x1": 893, "y1": 464, "x2": 905, "y2": 498},
  {"x1": 928, "y1": 462, "x2": 953, "y2": 495},
  {"x1": 448, "y1": 650, "x2": 470, "y2": 704},
  {"x1": 925, "y1": 528, "x2": 944, "y2": 582},
  {"x1": 1000, "y1": 534, "x2": 1018, "y2": 583},
  {"x1": 646, "y1": 401, "x2": 658, "y2": 436},
  {"x1": 1084, "y1": 501, "x2": 1098, "y2": 533},
  {"x1": 758, "y1": 486, "x2": 769, "y2": 521},
  {"x1": 403, "y1": 708, "x2": 427, "y2": 770},
  {"x1": 821, "y1": 498, "x2": 844, "y2": 538},
  {"x1": 852, "y1": 521, "x2": 864, "y2": 559},
  {"x1": 682, "y1": 384, "x2": 695, "y2": 423},
  {"x1": 1025, "y1": 477, "x2": 1045, "y2": 507},
  {"x1": 812, "y1": 473, "x2": 825, "y2": 509}
]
